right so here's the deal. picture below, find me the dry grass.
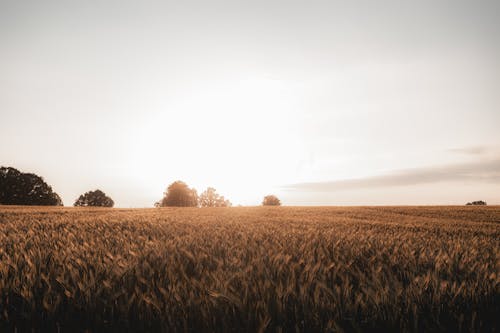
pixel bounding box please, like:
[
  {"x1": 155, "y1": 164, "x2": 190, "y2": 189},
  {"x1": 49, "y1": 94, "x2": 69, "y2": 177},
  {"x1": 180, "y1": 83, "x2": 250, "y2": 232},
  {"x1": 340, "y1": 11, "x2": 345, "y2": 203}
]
[{"x1": 0, "y1": 206, "x2": 498, "y2": 332}]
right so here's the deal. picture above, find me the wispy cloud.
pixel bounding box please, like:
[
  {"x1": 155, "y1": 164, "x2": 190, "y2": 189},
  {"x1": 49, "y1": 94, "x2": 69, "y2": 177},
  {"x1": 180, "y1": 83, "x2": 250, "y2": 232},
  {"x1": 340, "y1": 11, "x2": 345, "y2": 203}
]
[
  {"x1": 448, "y1": 146, "x2": 490, "y2": 156},
  {"x1": 284, "y1": 158, "x2": 500, "y2": 192}
]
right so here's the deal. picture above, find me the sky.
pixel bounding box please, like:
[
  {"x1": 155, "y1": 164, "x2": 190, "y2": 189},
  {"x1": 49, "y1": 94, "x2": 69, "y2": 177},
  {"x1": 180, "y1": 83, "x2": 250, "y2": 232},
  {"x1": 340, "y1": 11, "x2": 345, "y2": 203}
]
[{"x1": 1, "y1": 0, "x2": 499, "y2": 207}]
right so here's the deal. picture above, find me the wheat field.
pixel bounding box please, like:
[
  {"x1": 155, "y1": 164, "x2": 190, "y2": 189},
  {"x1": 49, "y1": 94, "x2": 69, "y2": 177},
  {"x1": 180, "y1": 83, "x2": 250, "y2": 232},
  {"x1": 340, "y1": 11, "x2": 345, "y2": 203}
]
[{"x1": 0, "y1": 206, "x2": 498, "y2": 332}]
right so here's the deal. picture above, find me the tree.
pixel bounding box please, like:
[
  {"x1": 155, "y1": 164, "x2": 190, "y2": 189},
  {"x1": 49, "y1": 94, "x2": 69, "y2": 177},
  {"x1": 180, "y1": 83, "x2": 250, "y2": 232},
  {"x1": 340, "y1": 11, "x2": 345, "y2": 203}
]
[
  {"x1": 466, "y1": 200, "x2": 487, "y2": 206},
  {"x1": 159, "y1": 181, "x2": 198, "y2": 207},
  {"x1": 199, "y1": 187, "x2": 231, "y2": 207},
  {"x1": 74, "y1": 189, "x2": 114, "y2": 207},
  {"x1": 0, "y1": 166, "x2": 63, "y2": 206},
  {"x1": 262, "y1": 195, "x2": 281, "y2": 206}
]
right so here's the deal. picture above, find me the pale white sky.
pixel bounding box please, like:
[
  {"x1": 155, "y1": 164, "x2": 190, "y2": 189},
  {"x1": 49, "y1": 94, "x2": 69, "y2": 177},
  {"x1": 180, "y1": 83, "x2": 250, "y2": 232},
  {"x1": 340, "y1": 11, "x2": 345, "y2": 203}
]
[{"x1": 1, "y1": 0, "x2": 499, "y2": 206}]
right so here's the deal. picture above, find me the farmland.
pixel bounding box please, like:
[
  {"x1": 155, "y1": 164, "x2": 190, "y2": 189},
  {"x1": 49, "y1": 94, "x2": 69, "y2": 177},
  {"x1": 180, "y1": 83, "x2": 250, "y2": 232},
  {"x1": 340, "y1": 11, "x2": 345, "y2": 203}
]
[{"x1": 0, "y1": 206, "x2": 498, "y2": 332}]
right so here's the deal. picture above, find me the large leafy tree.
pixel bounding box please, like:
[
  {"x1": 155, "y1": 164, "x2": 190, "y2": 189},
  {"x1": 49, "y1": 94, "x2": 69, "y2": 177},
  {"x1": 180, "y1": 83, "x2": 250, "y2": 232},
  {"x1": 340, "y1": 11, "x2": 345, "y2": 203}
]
[
  {"x1": 159, "y1": 181, "x2": 198, "y2": 207},
  {"x1": 74, "y1": 189, "x2": 114, "y2": 207},
  {"x1": 0, "y1": 166, "x2": 63, "y2": 206},
  {"x1": 262, "y1": 194, "x2": 281, "y2": 206},
  {"x1": 199, "y1": 187, "x2": 231, "y2": 207}
]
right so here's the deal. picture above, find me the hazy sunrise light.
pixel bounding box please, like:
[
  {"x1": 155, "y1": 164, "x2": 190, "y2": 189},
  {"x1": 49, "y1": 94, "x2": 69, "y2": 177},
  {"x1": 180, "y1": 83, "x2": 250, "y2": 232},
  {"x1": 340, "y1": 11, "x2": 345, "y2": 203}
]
[{"x1": 1, "y1": 0, "x2": 499, "y2": 206}]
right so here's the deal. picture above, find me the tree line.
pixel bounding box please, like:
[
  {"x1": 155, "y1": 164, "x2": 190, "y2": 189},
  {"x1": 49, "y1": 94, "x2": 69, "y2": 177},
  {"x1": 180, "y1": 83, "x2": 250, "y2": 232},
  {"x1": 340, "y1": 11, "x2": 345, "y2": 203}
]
[{"x1": 0, "y1": 166, "x2": 282, "y2": 207}]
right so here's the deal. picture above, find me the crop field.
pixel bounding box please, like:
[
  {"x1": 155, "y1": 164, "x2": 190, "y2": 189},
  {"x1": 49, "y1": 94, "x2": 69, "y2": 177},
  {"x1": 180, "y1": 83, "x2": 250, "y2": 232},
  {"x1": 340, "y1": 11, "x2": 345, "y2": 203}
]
[{"x1": 0, "y1": 206, "x2": 498, "y2": 332}]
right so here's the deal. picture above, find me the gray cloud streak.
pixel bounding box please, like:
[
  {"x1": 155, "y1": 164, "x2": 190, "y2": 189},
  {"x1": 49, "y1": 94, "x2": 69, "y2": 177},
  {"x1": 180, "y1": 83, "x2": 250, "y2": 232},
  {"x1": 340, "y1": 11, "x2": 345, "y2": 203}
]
[
  {"x1": 448, "y1": 146, "x2": 490, "y2": 155},
  {"x1": 285, "y1": 159, "x2": 500, "y2": 192}
]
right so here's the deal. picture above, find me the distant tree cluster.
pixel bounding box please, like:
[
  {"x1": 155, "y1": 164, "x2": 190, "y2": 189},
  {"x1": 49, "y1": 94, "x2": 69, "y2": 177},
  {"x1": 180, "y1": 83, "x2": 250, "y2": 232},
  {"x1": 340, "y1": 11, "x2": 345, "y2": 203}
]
[
  {"x1": 155, "y1": 181, "x2": 285, "y2": 208},
  {"x1": 156, "y1": 182, "x2": 287, "y2": 208},
  {"x1": 0, "y1": 167, "x2": 63, "y2": 206},
  {"x1": 466, "y1": 200, "x2": 487, "y2": 206},
  {"x1": 156, "y1": 181, "x2": 233, "y2": 207},
  {"x1": 74, "y1": 189, "x2": 114, "y2": 207}
]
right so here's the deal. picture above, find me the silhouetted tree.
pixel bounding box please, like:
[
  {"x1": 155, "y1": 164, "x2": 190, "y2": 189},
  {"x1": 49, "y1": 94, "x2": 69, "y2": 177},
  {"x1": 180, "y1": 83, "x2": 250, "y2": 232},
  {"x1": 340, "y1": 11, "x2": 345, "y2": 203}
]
[
  {"x1": 466, "y1": 200, "x2": 487, "y2": 206},
  {"x1": 262, "y1": 195, "x2": 281, "y2": 206},
  {"x1": 199, "y1": 187, "x2": 231, "y2": 207},
  {"x1": 74, "y1": 189, "x2": 114, "y2": 207},
  {"x1": 0, "y1": 166, "x2": 63, "y2": 206},
  {"x1": 159, "y1": 181, "x2": 198, "y2": 207}
]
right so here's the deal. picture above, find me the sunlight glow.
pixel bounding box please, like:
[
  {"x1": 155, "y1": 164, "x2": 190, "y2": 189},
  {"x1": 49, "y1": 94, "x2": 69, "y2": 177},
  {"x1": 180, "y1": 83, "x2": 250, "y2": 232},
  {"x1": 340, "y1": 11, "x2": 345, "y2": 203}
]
[{"x1": 128, "y1": 74, "x2": 306, "y2": 205}]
